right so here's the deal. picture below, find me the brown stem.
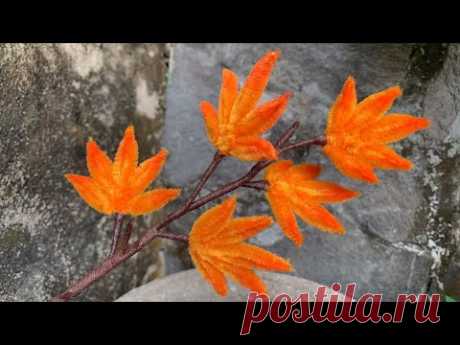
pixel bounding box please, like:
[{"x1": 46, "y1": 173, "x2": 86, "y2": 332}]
[
  {"x1": 241, "y1": 184, "x2": 266, "y2": 191},
  {"x1": 183, "y1": 152, "x2": 225, "y2": 210},
  {"x1": 51, "y1": 244, "x2": 143, "y2": 302},
  {"x1": 115, "y1": 218, "x2": 134, "y2": 255},
  {"x1": 279, "y1": 136, "x2": 327, "y2": 153},
  {"x1": 155, "y1": 232, "x2": 189, "y2": 243},
  {"x1": 275, "y1": 121, "x2": 300, "y2": 147},
  {"x1": 51, "y1": 121, "x2": 323, "y2": 302},
  {"x1": 248, "y1": 180, "x2": 268, "y2": 185},
  {"x1": 110, "y1": 214, "x2": 124, "y2": 257},
  {"x1": 242, "y1": 180, "x2": 267, "y2": 191}
]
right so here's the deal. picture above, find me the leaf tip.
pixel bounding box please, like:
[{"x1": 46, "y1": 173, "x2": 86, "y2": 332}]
[
  {"x1": 337, "y1": 227, "x2": 347, "y2": 236},
  {"x1": 349, "y1": 189, "x2": 361, "y2": 200},
  {"x1": 126, "y1": 124, "x2": 135, "y2": 135},
  {"x1": 419, "y1": 117, "x2": 432, "y2": 129},
  {"x1": 388, "y1": 85, "x2": 403, "y2": 98},
  {"x1": 158, "y1": 147, "x2": 169, "y2": 158},
  {"x1": 345, "y1": 75, "x2": 356, "y2": 86},
  {"x1": 293, "y1": 233, "x2": 304, "y2": 247},
  {"x1": 221, "y1": 195, "x2": 238, "y2": 210},
  {"x1": 271, "y1": 48, "x2": 282, "y2": 60}
]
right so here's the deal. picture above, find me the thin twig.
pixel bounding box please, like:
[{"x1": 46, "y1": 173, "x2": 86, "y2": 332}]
[
  {"x1": 241, "y1": 184, "x2": 266, "y2": 191},
  {"x1": 155, "y1": 232, "x2": 189, "y2": 243},
  {"x1": 115, "y1": 218, "x2": 134, "y2": 255},
  {"x1": 279, "y1": 136, "x2": 327, "y2": 153},
  {"x1": 110, "y1": 214, "x2": 124, "y2": 257},
  {"x1": 248, "y1": 180, "x2": 268, "y2": 185},
  {"x1": 242, "y1": 180, "x2": 267, "y2": 191},
  {"x1": 275, "y1": 121, "x2": 300, "y2": 147},
  {"x1": 183, "y1": 152, "x2": 225, "y2": 210}
]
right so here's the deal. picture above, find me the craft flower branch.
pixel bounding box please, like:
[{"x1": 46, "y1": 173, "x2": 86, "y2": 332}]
[
  {"x1": 52, "y1": 48, "x2": 436, "y2": 302},
  {"x1": 65, "y1": 126, "x2": 181, "y2": 216},
  {"x1": 188, "y1": 197, "x2": 292, "y2": 296},
  {"x1": 323, "y1": 77, "x2": 431, "y2": 184},
  {"x1": 265, "y1": 160, "x2": 359, "y2": 246},
  {"x1": 200, "y1": 50, "x2": 291, "y2": 161}
]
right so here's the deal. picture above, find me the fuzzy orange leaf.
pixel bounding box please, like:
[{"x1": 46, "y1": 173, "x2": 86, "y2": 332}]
[
  {"x1": 218, "y1": 68, "x2": 239, "y2": 131},
  {"x1": 287, "y1": 163, "x2": 322, "y2": 182},
  {"x1": 265, "y1": 160, "x2": 359, "y2": 246},
  {"x1": 189, "y1": 196, "x2": 292, "y2": 296},
  {"x1": 126, "y1": 188, "x2": 181, "y2": 216},
  {"x1": 324, "y1": 76, "x2": 431, "y2": 183},
  {"x1": 200, "y1": 50, "x2": 290, "y2": 161},
  {"x1": 266, "y1": 186, "x2": 302, "y2": 246},
  {"x1": 86, "y1": 139, "x2": 113, "y2": 190},
  {"x1": 65, "y1": 174, "x2": 112, "y2": 214},
  {"x1": 65, "y1": 126, "x2": 181, "y2": 216},
  {"x1": 200, "y1": 101, "x2": 219, "y2": 146},
  {"x1": 212, "y1": 216, "x2": 274, "y2": 245},
  {"x1": 113, "y1": 126, "x2": 138, "y2": 185},
  {"x1": 130, "y1": 148, "x2": 169, "y2": 195},
  {"x1": 229, "y1": 136, "x2": 278, "y2": 161},
  {"x1": 236, "y1": 92, "x2": 292, "y2": 137}
]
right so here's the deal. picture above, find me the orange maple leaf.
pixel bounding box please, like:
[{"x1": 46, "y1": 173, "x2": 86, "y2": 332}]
[
  {"x1": 65, "y1": 126, "x2": 181, "y2": 216},
  {"x1": 323, "y1": 76, "x2": 431, "y2": 184},
  {"x1": 265, "y1": 160, "x2": 359, "y2": 246},
  {"x1": 200, "y1": 50, "x2": 291, "y2": 161},
  {"x1": 188, "y1": 196, "x2": 293, "y2": 296}
]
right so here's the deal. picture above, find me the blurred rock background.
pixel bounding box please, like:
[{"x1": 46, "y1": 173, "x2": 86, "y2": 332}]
[{"x1": 1, "y1": 43, "x2": 458, "y2": 301}]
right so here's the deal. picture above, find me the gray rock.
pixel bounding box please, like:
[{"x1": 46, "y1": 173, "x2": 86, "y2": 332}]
[
  {"x1": 161, "y1": 43, "x2": 460, "y2": 300},
  {"x1": 116, "y1": 269, "x2": 347, "y2": 302},
  {"x1": 0, "y1": 43, "x2": 172, "y2": 301},
  {"x1": 444, "y1": 246, "x2": 460, "y2": 300}
]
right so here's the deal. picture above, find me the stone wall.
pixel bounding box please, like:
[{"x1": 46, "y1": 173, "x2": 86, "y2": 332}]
[
  {"x1": 1, "y1": 43, "x2": 458, "y2": 301},
  {"x1": 161, "y1": 43, "x2": 460, "y2": 300},
  {"x1": 0, "y1": 43, "x2": 171, "y2": 301}
]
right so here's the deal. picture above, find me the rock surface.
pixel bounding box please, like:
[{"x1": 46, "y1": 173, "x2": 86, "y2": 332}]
[
  {"x1": 116, "y1": 269, "x2": 347, "y2": 302},
  {"x1": 161, "y1": 43, "x2": 460, "y2": 300},
  {"x1": 0, "y1": 43, "x2": 172, "y2": 301},
  {"x1": 1, "y1": 43, "x2": 458, "y2": 302}
]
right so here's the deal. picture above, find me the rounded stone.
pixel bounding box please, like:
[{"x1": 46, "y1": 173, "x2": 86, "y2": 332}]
[{"x1": 116, "y1": 269, "x2": 347, "y2": 302}]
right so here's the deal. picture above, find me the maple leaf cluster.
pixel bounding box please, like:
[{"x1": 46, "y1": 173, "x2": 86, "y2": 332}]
[
  {"x1": 65, "y1": 49, "x2": 430, "y2": 297},
  {"x1": 66, "y1": 126, "x2": 181, "y2": 216}
]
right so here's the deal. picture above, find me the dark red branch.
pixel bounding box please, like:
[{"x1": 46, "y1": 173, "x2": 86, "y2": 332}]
[
  {"x1": 279, "y1": 136, "x2": 327, "y2": 153},
  {"x1": 241, "y1": 183, "x2": 266, "y2": 191},
  {"x1": 154, "y1": 232, "x2": 189, "y2": 243},
  {"x1": 115, "y1": 218, "x2": 134, "y2": 255},
  {"x1": 51, "y1": 245, "x2": 142, "y2": 302},
  {"x1": 275, "y1": 121, "x2": 300, "y2": 147},
  {"x1": 241, "y1": 180, "x2": 268, "y2": 191},
  {"x1": 248, "y1": 180, "x2": 268, "y2": 185},
  {"x1": 183, "y1": 152, "x2": 225, "y2": 210},
  {"x1": 110, "y1": 214, "x2": 124, "y2": 257}
]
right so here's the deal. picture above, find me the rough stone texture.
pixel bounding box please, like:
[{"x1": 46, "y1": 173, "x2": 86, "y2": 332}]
[
  {"x1": 445, "y1": 246, "x2": 460, "y2": 299},
  {"x1": 162, "y1": 43, "x2": 460, "y2": 300},
  {"x1": 0, "y1": 43, "x2": 173, "y2": 301},
  {"x1": 116, "y1": 269, "x2": 347, "y2": 302}
]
